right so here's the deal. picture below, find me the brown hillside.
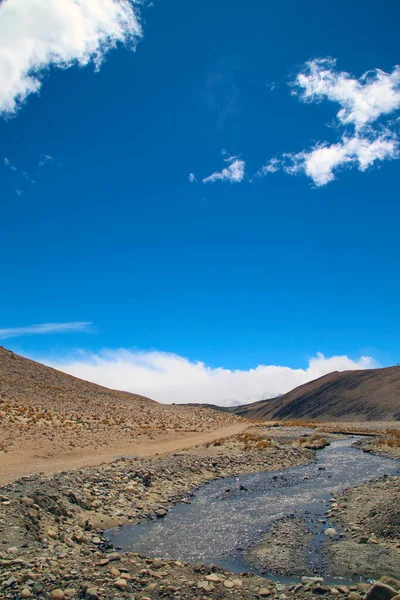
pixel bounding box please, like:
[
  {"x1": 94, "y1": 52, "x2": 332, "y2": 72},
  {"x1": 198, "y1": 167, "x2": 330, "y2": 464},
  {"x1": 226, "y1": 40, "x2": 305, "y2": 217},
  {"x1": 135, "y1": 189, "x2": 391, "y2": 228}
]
[
  {"x1": 232, "y1": 366, "x2": 400, "y2": 421},
  {"x1": 0, "y1": 346, "x2": 239, "y2": 457}
]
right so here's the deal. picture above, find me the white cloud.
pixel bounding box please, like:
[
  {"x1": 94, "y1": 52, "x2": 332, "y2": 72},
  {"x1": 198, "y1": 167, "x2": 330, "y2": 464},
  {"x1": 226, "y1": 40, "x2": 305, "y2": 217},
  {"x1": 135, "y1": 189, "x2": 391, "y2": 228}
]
[
  {"x1": 294, "y1": 58, "x2": 400, "y2": 130},
  {"x1": 282, "y1": 131, "x2": 399, "y2": 186},
  {"x1": 0, "y1": 0, "x2": 142, "y2": 117},
  {"x1": 39, "y1": 154, "x2": 54, "y2": 167},
  {"x1": 188, "y1": 172, "x2": 197, "y2": 183},
  {"x1": 258, "y1": 157, "x2": 281, "y2": 176},
  {"x1": 203, "y1": 158, "x2": 245, "y2": 184},
  {"x1": 4, "y1": 157, "x2": 17, "y2": 172},
  {"x1": 258, "y1": 58, "x2": 400, "y2": 186},
  {"x1": 0, "y1": 321, "x2": 93, "y2": 340},
  {"x1": 42, "y1": 349, "x2": 377, "y2": 406}
]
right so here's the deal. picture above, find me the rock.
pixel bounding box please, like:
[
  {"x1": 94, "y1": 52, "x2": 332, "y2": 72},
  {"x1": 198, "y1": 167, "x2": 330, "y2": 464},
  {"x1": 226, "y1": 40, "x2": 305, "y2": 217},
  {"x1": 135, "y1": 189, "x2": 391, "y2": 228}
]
[
  {"x1": 364, "y1": 583, "x2": 399, "y2": 600},
  {"x1": 324, "y1": 527, "x2": 337, "y2": 537},
  {"x1": 380, "y1": 578, "x2": 400, "y2": 592},
  {"x1": 359, "y1": 535, "x2": 368, "y2": 544},
  {"x1": 197, "y1": 580, "x2": 215, "y2": 592},
  {"x1": 107, "y1": 552, "x2": 120, "y2": 561},
  {"x1": 232, "y1": 579, "x2": 243, "y2": 588},
  {"x1": 3, "y1": 576, "x2": 17, "y2": 588},
  {"x1": 32, "y1": 583, "x2": 44, "y2": 595},
  {"x1": 302, "y1": 577, "x2": 324, "y2": 585},
  {"x1": 156, "y1": 509, "x2": 167, "y2": 518},
  {"x1": 64, "y1": 590, "x2": 77, "y2": 599},
  {"x1": 348, "y1": 593, "x2": 362, "y2": 600},
  {"x1": 20, "y1": 497, "x2": 35, "y2": 507},
  {"x1": 337, "y1": 586, "x2": 350, "y2": 594},
  {"x1": 91, "y1": 536, "x2": 101, "y2": 545},
  {"x1": 114, "y1": 579, "x2": 128, "y2": 590},
  {"x1": 223, "y1": 580, "x2": 235, "y2": 589},
  {"x1": 152, "y1": 558, "x2": 163, "y2": 569},
  {"x1": 85, "y1": 589, "x2": 99, "y2": 600},
  {"x1": 205, "y1": 574, "x2": 222, "y2": 582},
  {"x1": 110, "y1": 567, "x2": 121, "y2": 577},
  {"x1": 259, "y1": 589, "x2": 272, "y2": 597},
  {"x1": 20, "y1": 590, "x2": 32, "y2": 598},
  {"x1": 47, "y1": 529, "x2": 58, "y2": 539},
  {"x1": 50, "y1": 591, "x2": 65, "y2": 600},
  {"x1": 91, "y1": 499, "x2": 102, "y2": 509},
  {"x1": 314, "y1": 586, "x2": 333, "y2": 594}
]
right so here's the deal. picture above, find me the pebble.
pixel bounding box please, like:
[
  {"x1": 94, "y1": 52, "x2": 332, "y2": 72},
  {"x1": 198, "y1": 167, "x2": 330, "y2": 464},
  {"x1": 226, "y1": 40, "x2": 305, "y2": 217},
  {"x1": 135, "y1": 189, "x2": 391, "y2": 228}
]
[
  {"x1": 114, "y1": 578, "x2": 128, "y2": 590},
  {"x1": 198, "y1": 580, "x2": 215, "y2": 591},
  {"x1": 47, "y1": 529, "x2": 58, "y2": 539},
  {"x1": 50, "y1": 590, "x2": 65, "y2": 600},
  {"x1": 205, "y1": 574, "x2": 222, "y2": 582},
  {"x1": 324, "y1": 527, "x2": 337, "y2": 537},
  {"x1": 20, "y1": 589, "x2": 32, "y2": 598},
  {"x1": 20, "y1": 497, "x2": 35, "y2": 507}
]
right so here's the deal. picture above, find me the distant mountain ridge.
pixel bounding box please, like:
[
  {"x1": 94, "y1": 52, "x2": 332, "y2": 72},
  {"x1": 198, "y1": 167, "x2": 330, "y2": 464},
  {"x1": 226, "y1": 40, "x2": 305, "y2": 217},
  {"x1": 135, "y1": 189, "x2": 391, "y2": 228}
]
[{"x1": 228, "y1": 366, "x2": 400, "y2": 421}]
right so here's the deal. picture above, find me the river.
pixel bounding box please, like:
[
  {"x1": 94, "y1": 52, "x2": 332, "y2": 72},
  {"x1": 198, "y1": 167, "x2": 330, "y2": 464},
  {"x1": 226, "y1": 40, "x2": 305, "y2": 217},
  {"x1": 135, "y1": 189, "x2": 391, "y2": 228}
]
[{"x1": 105, "y1": 438, "x2": 399, "y2": 580}]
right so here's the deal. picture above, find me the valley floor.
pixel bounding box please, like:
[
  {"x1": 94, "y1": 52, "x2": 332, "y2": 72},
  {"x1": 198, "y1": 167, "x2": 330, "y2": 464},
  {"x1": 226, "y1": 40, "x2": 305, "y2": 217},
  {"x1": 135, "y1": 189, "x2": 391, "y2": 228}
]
[{"x1": 0, "y1": 423, "x2": 399, "y2": 599}]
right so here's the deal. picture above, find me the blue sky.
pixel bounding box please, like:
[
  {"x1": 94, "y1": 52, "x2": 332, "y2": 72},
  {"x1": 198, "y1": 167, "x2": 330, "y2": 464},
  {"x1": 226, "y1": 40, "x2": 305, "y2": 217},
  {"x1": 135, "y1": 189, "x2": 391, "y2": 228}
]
[{"x1": 0, "y1": 0, "x2": 399, "y2": 404}]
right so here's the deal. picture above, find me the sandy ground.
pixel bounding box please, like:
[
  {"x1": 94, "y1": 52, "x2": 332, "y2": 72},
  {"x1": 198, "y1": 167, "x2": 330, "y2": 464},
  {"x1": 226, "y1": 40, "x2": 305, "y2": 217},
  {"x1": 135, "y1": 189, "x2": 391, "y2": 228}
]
[{"x1": 0, "y1": 423, "x2": 249, "y2": 486}]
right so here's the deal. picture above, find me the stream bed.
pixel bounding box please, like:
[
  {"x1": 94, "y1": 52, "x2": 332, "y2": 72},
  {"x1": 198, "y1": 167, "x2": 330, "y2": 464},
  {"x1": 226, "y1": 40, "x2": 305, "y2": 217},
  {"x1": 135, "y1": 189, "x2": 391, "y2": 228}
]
[{"x1": 105, "y1": 438, "x2": 399, "y2": 582}]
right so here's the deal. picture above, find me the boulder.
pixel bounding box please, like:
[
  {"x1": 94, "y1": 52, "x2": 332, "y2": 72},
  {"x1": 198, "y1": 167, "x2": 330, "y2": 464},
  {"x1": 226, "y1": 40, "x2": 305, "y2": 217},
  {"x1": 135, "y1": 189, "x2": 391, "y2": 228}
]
[
  {"x1": 364, "y1": 582, "x2": 399, "y2": 600},
  {"x1": 380, "y1": 578, "x2": 400, "y2": 592}
]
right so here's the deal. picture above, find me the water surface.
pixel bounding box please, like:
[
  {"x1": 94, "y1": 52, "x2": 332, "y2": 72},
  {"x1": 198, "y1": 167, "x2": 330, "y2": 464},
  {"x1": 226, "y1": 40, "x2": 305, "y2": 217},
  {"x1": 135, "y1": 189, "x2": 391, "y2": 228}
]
[{"x1": 106, "y1": 438, "x2": 398, "y2": 578}]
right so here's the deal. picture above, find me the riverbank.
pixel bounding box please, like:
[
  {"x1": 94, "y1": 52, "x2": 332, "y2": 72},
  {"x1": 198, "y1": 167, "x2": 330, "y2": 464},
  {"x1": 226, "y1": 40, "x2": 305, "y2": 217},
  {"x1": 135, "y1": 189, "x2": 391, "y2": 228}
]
[
  {"x1": 323, "y1": 474, "x2": 400, "y2": 580},
  {"x1": 0, "y1": 430, "x2": 314, "y2": 598},
  {"x1": 1, "y1": 430, "x2": 399, "y2": 599}
]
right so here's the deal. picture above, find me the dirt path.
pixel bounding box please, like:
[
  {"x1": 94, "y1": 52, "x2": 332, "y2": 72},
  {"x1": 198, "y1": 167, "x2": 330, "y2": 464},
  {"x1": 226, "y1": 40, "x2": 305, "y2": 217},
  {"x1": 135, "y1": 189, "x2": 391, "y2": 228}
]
[{"x1": 0, "y1": 422, "x2": 249, "y2": 486}]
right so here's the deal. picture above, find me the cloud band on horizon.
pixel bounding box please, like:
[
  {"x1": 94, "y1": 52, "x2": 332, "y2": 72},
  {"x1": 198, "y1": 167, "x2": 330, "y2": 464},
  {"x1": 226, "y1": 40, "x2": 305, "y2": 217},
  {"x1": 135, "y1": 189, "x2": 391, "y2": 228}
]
[{"x1": 41, "y1": 349, "x2": 377, "y2": 406}]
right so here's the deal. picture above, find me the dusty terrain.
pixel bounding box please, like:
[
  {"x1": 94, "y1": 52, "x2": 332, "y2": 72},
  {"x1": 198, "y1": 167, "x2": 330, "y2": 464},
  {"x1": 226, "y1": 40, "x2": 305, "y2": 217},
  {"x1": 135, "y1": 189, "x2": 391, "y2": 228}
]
[
  {"x1": 324, "y1": 475, "x2": 400, "y2": 579},
  {"x1": 0, "y1": 430, "x2": 315, "y2": 599},
  {"x1": 0, "y1": 425, "x2": 399, "y2": 599},
  {"x1": 0, "y1": 347, "x2": 242, "y2": 483},
  {"x1": 229, "y1": 366, "x2": 400, "y2": 421}
]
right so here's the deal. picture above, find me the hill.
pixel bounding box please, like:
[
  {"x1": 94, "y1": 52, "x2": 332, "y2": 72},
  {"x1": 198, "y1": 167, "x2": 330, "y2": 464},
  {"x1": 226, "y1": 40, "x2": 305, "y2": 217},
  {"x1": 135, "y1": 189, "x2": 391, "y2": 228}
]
[
  {"x1": 230, "y1": 366, "x2": 400, "y2": 421},
  {"x1": 0, "y1": 346, "x2": 240, "y2": 459}
]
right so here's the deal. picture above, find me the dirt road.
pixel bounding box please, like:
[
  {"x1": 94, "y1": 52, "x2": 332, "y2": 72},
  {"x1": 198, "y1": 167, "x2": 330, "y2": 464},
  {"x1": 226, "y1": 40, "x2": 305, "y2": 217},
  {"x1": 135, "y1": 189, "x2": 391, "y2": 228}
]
[{"x1": 0, "y1": 422, "x2": 249, "y2": 485}]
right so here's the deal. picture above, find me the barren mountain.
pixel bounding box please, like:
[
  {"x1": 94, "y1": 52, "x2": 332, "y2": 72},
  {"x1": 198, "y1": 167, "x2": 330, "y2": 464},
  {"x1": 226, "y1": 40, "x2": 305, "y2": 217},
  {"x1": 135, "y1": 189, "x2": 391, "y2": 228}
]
[
  {"x1": 231, "y1": 366, "x2": 400, "y2": 421},
  {"x1": 0, "y1": 346, "x2": 239, "y2": 460}
]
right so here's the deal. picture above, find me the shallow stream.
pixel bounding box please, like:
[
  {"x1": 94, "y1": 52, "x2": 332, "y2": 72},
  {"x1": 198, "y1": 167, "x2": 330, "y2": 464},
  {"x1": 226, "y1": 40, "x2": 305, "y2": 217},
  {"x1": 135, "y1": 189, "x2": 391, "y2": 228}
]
[{"x1": 106, "y1": 438, "x2": 399, "y2": 581}]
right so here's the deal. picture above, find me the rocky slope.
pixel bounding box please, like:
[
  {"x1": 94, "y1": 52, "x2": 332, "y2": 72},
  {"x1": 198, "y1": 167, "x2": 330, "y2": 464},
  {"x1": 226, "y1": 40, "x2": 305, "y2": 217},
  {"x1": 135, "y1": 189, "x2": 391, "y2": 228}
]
[
  {"x1": 230, "y1": 366, "x2": 400, "y2": 421},
  {"x1": 0, "y1": 346, "x2": 240, "y2": 460}
]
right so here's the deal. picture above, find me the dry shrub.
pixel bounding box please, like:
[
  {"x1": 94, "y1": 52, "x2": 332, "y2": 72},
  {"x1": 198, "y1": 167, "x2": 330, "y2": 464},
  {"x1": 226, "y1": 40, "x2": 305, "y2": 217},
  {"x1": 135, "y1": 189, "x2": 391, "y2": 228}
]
[{"x1": 282, "y1": 420, "x2": 319, "y2": 429}]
